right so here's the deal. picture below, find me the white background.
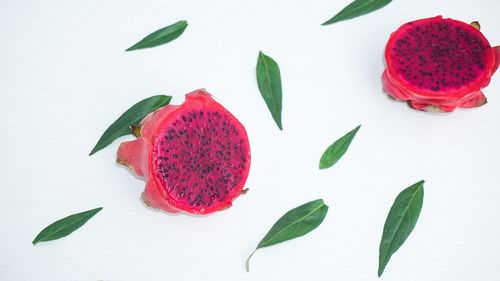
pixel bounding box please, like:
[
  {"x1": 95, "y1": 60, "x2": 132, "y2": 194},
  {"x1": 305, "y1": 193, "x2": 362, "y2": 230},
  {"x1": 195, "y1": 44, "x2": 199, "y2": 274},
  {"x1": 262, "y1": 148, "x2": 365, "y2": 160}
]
[{"x1": 1, "y1": 0, "x2": 500, "y2": 280}]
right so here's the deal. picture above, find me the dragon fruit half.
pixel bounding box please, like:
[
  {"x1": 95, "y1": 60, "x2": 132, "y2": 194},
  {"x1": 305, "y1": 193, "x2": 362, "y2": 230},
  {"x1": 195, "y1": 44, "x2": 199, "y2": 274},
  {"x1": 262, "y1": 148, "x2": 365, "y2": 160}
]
[
  {"x1": 117, "y1": 89, "x2": 251, "y2": 215},
  {"x1": 383, "y1": 16, "x2": 500, "y2": 112}
]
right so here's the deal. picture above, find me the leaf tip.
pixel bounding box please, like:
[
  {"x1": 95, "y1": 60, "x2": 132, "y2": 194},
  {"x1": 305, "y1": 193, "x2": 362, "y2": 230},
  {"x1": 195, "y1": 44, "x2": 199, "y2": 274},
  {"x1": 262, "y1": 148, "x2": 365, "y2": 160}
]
[
  {"x1": 273, "y1": 113, "x2": 283, "y2": 131},
  {"x1": 415, "y1": 180, "x2": 425, "y2": 189},
  {"x1": 377, "y1": 261, "x2": 386, "y2": 277},
  {"x1": 318, "y1": 157, "x2": 332, "y2": 170},
  {"x1": 257, "y1": 51, "x2": 265, "y2": 60},
  {"x1": 353, "y1": 124, "x2": 362, "y2": 133},
  {"x1": 89, "y1": 141, "x2": 105, "y2": 156},
  {"x1": 321, "y1": 17, "x2": 338, "y2": 26}
]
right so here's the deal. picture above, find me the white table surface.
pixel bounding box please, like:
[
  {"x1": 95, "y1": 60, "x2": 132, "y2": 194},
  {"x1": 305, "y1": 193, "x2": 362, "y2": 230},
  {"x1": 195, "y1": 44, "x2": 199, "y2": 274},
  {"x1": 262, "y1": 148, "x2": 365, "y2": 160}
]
[{"x1": 1, "y1": 0, "x2": 500, "y2": 280}]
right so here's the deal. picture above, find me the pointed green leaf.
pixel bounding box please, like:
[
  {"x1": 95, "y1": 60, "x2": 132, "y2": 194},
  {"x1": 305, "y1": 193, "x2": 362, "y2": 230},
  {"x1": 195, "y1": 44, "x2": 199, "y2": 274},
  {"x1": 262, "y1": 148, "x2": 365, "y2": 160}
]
[
  {"x1": 256, "y1": 51, "x2": 283, "y2": 130},
  {"x1": 126, "y1": 20, "x2": 188, "y2": 51},
  {"x1": 33, "y1": 207, "x2": 103, "y2": 245},
  {"x1": 378, "y1": 180, "x2": 424, "y2": 277},
  {"x1": 322, "y1": 0, "x2": 392, "y2": 26},
  {"x1": 246, "y1": 199, "x2": 329, "y2": 272},
  {"x1": 319, "y1": 125, "x2": 360, "y2": 169},
  {"x1": 89, "y1": 95, "x2": 171, "y2": 156}
]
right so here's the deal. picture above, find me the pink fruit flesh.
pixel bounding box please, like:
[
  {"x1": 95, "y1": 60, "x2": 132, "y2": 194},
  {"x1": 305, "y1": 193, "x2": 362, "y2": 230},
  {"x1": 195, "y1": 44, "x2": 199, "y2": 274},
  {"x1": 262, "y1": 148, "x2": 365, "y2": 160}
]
[
  {"x1": 117, "y1": 89, "x2": 251, "y2": 215},
  {"x1": 383, "y1": 16, "x2": 499, "y2": 112}
]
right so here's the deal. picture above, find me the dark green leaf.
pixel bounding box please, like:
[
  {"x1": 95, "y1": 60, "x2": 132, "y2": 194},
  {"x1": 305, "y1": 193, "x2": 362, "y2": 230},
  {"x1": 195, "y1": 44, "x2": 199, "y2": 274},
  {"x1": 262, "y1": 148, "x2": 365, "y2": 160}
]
[
  {"x1": 89, "y1": 95, "x2": 171, "y2": 155},
  {"x1": 322, "y1": 0, "x2": 392, "y2": 25},
  {"x1": 246, "y1": 199, "x2": 328, "y2": 272},
  {"x1": 378, "y1": 180, "x2": 424, "y2": 277},
  {"x1": 319, "y1": 125, "x2": 360, "y2": 169},
  {"x1": 33, "y1": 207, "x2": 103, "y2": 245},
  {"x1": 126, "y1": 20, "x2": 188, "y2": 51},
  {"x1": 256, "y1": 51, "x2": 283, "y2": 130}
]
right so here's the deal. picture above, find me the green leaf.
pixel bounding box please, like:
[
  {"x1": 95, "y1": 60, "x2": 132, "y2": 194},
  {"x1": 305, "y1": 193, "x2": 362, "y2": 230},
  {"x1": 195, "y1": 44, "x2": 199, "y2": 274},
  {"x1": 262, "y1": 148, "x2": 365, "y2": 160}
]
[
  {"x1": 246, "y1": 199, "x2": 329, "y2": 272},
  {"x1": 319, "y1": 125, "x2": 360, "y2": 169},
  {"x1": 378, "y1": 180, "x2": 424, "y2": 277},
  {"x1": 89, "y1": 95, "x2": 171, "y2": 156},
  {"x1": 33, "y1": 207, "x2": 103, "y2": 245},
  {"x1": 322, "y1": 0, "x2": 392, "y2": 25},
  {"x1": 126, "y1": 20, "x2": 188, "y2": 51},
  {"x1": 256, "y1": 51, "x2": 283, "y2": 130}
]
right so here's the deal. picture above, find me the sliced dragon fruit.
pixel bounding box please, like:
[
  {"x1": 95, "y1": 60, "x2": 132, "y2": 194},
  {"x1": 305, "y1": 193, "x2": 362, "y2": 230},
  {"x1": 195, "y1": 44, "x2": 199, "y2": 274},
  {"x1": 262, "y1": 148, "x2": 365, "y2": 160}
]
[
  {"x1": 117, "y1": 89, "x2": 251, "y2": 215},
  {"x1": 383, "y1": 16, "x2": 500, "y2": 112}
]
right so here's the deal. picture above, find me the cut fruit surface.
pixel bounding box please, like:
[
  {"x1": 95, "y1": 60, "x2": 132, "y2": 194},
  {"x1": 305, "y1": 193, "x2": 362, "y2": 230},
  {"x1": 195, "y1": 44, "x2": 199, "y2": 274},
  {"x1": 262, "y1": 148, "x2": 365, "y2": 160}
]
[
  {"x1": 117, "y1": 89, "x2": 251, "y2": 215},
  {"x1": 383, "y1": 16, "x2": 499, "y2": 112}
]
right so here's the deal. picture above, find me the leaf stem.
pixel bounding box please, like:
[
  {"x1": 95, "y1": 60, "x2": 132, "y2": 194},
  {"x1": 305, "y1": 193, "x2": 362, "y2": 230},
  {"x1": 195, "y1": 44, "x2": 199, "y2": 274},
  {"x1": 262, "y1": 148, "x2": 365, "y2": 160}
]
[{"x1": 246, "y1": 249, "x2": 256, "y2": 272}]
